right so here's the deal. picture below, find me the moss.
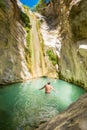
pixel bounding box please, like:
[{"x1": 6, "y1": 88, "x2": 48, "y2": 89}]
[
  {"x1": 0, "y1": 0, "x2": 6, "y2": 11},
  {"x1": 25, "y1": 32, "x2": 32, "y2": 73},
  {"x1": 46, "y1": 49, "x2": 58, "y2": 65},
  {"x1": 25, "y1": 34, "x2": 31, "y2": 71},
  {"x1": 22, "y1": 6, "x2": 31, "y2": 47},
  {"x1": 20, "y1": 11, "x2": 30, "y2": 28},
  {"x1": 22, "y1": 6, "x2": 32, "y2": 72},
  {"x1": 25, "y1": 27, "x2": 30, "y2": 46},
  {"x1": 23, "y1": 5, "x2": 29, "y2": 10},
  {"x1": 25, "y1": 48, "x2": 32, "y2": 72},
  {"x1": 36, "y1": 20, "x2": 45, "y2": 53},
  {"x1": 22, "y1": 6, "x2": 31, "y2": 50},
  {"x1": 36, "y1": 19, "x2": 45, "y2": 66}
]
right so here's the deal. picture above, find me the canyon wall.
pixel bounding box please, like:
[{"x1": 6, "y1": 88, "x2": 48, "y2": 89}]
[
  {"x1": 0, "y1": 0, "x2": 58, "y2": 85},
  {"x1": 41, "y1": 0, "x2": 87, "y2": 89},
  {"x1": 36, "y1": 0, "x2": 87, "y2": 129},
  {"x1": 0, "y1": 0, "x2": 87, "y2": 89},
  {"x1": 0, "y1": 0, "x2": 31, "y2": 85}
]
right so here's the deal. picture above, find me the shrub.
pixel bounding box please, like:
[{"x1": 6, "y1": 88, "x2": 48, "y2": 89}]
[
  {"x1": 46, "y1": 49, "x2": 58, "y2": 65},
  {"x1": 20, "y1": 11, "x2": 30, "y2": 28},
  {"x1": 32, "y1": 0, "x2": 47, "y2": 12}
]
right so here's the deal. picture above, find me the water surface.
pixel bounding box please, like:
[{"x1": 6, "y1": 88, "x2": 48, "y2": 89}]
[{"x1": 0, "y1": 78, "x2": 85, "y2": 130}]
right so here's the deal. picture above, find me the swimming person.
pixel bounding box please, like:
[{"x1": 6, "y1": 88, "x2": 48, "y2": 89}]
[{"x1": 39, "y1": 82, "x2": 56, "y2": 94}]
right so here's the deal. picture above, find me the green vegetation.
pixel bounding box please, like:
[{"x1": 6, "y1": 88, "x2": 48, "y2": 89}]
[
  {"x1": 36, "y1": 20, "x2": 44, "y2": 52},
  {"x1": 25, "y1": 26, "x2": 32, "y2": 72},
  {"x1": 25, "y1": 27, "x2": 30, "y2": 47},
  {"x1": 36, "y1": 18, "x2": 45, "y2": 53},
  {"x1": 21, "y1": 6, "x2": 31, "y2": 49},
  {"x1": 32, "y1": 0, "x2": 46, "y2": 12},
  {"x1": 46, "y1": 49, "x2": 58, "y2": 65},
  {"x1": 20, "y1": 7, "x2": 31, "y2": 49},
  {"x1": 25, "y1": 47, "x2": 32, "y2": 72},
  {"x1": 26, "y1": 27, "x2": 32, "y2": 59},
  {"x1": 20, "y1": 10, "x2": 30, "y2": 28},
  {"x1": 21, "y1": 6, "x2": 32, "y2": 72},
  {"x1": 0, "y1": 0, "x2": 6, "y2": 11}
]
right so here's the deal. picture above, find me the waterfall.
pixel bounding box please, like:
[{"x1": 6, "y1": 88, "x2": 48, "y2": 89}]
[{"x1": 29, "y1": 11, "x2": 46, "y2": 77}]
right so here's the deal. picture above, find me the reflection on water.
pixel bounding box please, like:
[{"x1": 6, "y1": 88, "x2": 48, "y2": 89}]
[{"x1": 0, "y1": 77, "x2": 85, "y2": 130}]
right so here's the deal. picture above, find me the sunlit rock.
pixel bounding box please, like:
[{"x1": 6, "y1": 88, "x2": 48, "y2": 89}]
[
  {"x1": 41, "y1": 0, "x2": 87, "y2": 89},
  {"x1": 0, "y1": 0, "x2": 31, "y2": 85},
  {"x1": 79, "y1": 44, "x2": 87, "y2": 57}
]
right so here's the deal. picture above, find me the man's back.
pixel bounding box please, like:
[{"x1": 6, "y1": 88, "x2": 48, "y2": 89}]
[
  {"x1": 45, "y1": 84, "x2": 51, "y2": 94},
  {"x1": 39, "y1": 82, "x2": 56, "y2": 94}
]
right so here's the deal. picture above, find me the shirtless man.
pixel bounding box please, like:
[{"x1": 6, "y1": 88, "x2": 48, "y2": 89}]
[{"x1": 39, "y1": 82, "x2": 56, "y2": 94}]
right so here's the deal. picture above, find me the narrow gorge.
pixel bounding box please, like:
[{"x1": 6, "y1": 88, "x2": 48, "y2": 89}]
[{"x1": 0, "y1": 0, "x2": 87, "y2": 130}]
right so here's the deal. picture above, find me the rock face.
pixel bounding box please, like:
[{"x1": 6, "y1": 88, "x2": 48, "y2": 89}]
[
  {"x1": 36, "y1": 0, "x2": 87, "y2": 129},
  {"x1": 28, "y1": 11, "x2": 47, "y2": 78},
  {"x1": 41, "y1": 0, "x2": 87, "y2": 89},
  {"x1": 0, "y1": 0, "x2": 58, "y2": 85},
  {"x1": 0, "y1": 0, "x2": 31, "y2": 85},
  {"x1": 37, "y1": 93, "x2": 87, "y2": 130},
  {"x1": 0, "y1": 0, "x2": 87, "y2": 88},
  {"x1": 35, "y1": 12, "x2": 59, "y2": 78}
]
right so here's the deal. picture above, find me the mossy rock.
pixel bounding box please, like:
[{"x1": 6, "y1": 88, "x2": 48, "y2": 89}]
[
  {"x1": 20, "y1": 11, "x2": 30, "y2": 28},
  {"x1": 0, "y1": 0, "x2": 6, "y2": 11},
  {"x1": 46, "y1": 49, "x2": 58, "y2": 65}
]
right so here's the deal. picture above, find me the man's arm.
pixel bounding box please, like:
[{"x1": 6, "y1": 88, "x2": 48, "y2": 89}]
[
  {"x1": 39, "y1": 85, "x2": 45, "y2": 90},
  {"x1": 51, "y1": 86, "x2": 56, "y2": 93}
]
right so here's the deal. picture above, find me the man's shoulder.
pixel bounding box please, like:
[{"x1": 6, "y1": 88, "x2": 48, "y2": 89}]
[{"x1": 44, "y1": 84, "x2": 46, "y2": 87}]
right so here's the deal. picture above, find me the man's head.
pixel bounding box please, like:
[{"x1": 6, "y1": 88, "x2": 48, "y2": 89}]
[{"x1": 48, "y1": 82, "x2": 50, "y2": 85}]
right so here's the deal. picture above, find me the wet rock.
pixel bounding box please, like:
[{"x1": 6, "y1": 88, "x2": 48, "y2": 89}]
[{"x1": 36, "y1": 93, "x2": 87, "y2": 130}]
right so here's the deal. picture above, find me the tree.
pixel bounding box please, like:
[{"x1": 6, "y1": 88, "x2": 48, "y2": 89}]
[{"x1": 32, "y1": 0, "x2": 47, "y2": 12}]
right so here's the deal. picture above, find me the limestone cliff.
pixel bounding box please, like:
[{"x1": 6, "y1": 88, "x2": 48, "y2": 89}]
[
  {"x1": 36, "y1": 0, "x2": 87, "y2": 129},
  {"x1": 0, "y1": 0, "x2": 31, "y2": 85},
  {"x1": 0, "y1": 0, "x2": 87, "y2": 87},
  {"x1": 0, "y1": 0, "x2": 58, "y2": 85},
  {"x1": 34, "y1": 12, "x2": 58, "y2": 78},
  {"x1": 40, "y1": 0, "x2": 87, "y2": 89}
]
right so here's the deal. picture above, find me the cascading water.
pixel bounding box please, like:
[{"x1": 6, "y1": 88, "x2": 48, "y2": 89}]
[{"x1": 29, "y1": 11, "x2": 46, "y2": 77}]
